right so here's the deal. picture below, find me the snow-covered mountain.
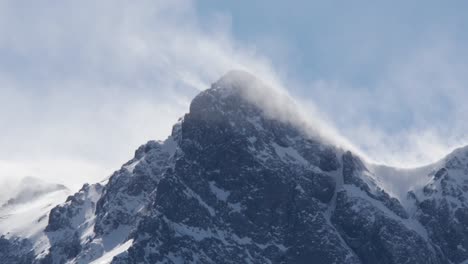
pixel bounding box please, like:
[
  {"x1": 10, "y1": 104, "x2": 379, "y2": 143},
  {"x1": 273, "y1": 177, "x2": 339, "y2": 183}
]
[
  {"x1": 0, "y1": 177, "x2": 70, "y2": 263},
  {"x1": 2, "y1": 70, "x2": 468, "y2": 263}
]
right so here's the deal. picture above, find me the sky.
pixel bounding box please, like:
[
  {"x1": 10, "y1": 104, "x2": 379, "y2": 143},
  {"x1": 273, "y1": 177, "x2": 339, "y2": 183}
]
[{"x1": 1, "y1": 0, "x2": 468, "y2": 190}]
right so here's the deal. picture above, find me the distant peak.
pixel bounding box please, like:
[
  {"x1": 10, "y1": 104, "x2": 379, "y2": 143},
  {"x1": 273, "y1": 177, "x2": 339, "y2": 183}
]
[
  {"x1": 1, "y1": 176, "x2": 68, "y2": 207},
  {"x1": 18, "y1": 176, "x2": 67, "y2": 190}
]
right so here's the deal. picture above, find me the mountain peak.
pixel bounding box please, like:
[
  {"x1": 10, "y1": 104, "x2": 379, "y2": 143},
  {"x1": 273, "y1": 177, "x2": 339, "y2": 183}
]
[
  {"x1": 188, "y1": 70, "x2": 266, "y2": 121},
  {"x1": 207, "y1": 69, "x2": 272, "y2": 103},
  {"x1": 213, "y1": 70, "x2": 258, "y2": 91}
]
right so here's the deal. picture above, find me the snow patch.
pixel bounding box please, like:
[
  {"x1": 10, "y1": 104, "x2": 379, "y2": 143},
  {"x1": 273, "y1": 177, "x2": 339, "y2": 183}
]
[
  {"x1": 272, "y1": 143, "x2": 308, "y2": 166},
  {"x1": 89, "y1": 239, "x2": 133, "y2": 264},
  {"x1": 369, "y1": 163, "x2": 436, "y2": 208},
  {"x1": 344, "y1": 185, "x2": 429, "y2": 240},
  {"x1": 209, "y1": 182, "x2": 230, "y2": 202},
  {"x1": 0, "y1": 188, "x2": 70, "y2": 251},
  {"x1": 183, "y1": 186, "x2": 216, "y2": 216},
  {"x1": 123, "y1": 160, "x2": 140, "y2": 173}
]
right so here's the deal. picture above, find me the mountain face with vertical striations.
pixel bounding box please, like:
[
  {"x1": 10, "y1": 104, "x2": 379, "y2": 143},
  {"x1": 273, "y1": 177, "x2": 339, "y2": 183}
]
[{"x1": 2, "y1": 70, "x2": 468, "y2": 263}]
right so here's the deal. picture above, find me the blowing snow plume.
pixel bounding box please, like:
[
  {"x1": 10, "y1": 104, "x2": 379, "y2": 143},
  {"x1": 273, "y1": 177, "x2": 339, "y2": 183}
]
[{"x1": 212, "y1": 70, "x2": 363, "y2": 157}]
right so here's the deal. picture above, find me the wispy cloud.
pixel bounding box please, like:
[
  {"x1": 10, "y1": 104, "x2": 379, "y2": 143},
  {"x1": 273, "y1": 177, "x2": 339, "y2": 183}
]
[
  {"x1": 305, "y1": 37, "x2": 468, "y2": 167},
  {"x1": 0, "y1": 0, "x2": 316, "y2": 189},
  {"x1": 1, "y1": 0, "x2": 467, "y2": 191}
]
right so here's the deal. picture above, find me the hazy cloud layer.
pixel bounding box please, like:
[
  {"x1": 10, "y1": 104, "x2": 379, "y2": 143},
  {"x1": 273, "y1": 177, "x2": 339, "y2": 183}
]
[
  {"x1": 306, "y1": 38, "x2": 468, "y2": 167},
  {"x1": 0, "y1": 0, "x2": 326, "y2": 189}
]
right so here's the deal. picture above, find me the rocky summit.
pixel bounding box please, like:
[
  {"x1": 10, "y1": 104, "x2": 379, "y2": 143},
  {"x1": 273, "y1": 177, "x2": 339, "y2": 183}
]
[{"x1": 2, "y1": 70, "x2": 468, "y2": 263}]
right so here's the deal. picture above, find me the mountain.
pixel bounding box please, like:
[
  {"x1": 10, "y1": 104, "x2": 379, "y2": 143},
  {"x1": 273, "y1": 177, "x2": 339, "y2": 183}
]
[
  {"x1": 2, "y1": 70, "x2": 468, "y2": 263},
  {"x1": 0, "y1": 177, "x2": 70, "y2": 263}
]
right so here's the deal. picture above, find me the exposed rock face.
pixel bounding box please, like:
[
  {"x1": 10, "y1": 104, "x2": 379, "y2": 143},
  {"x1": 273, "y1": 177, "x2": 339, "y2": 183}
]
[
  {"x1": 113, "y1": 74, "x2": 359, "y2": 263},
  {"x1": 42, "y1": 183, "x2": 103, "y2": 263},
  {"x1": 3, "y1": 70, "x2": 468, "y2": 263},
  {"x1": 410, "y1": 149, "x2": 468, "y2": 263},
  {"x1": 0, "y1": 236, "x2": 34, "y2": 264},
  {"x1": 333, "y1": 153, "x2": 445, "y2": 264}
]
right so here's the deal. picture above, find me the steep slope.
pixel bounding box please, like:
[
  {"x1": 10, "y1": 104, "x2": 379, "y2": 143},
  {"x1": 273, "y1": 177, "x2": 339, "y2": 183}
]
[
  {"x1": 332, "y1": 153, "x2": 444, "y2": 264},
  {"x1": 368, "y1": 146, "x2": 468, "y2": 263},
  {"x1": 0, "y1": 177, "x2": 70, "y2": 263},
  {"x1": 2, "y1": 70, "x2": 468, "y2": 263},
  {"x1": 41, "y1": 138, "x2": 177, "y2": 264},
  {"x1": 408, "y1": 147, "x2": 468, "y2": 263}
]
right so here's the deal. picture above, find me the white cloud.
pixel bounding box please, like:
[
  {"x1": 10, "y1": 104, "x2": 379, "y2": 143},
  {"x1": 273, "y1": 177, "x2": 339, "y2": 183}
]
[
  {"x1": 1, "y1": 0, "x2": 467, "y2": 193},
  {"x1": 0, "y1": 0, "x2": 337, "y2": 190},
  {"x1": 305, "y1": 37, "x2": 468, "y2": 167}
]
